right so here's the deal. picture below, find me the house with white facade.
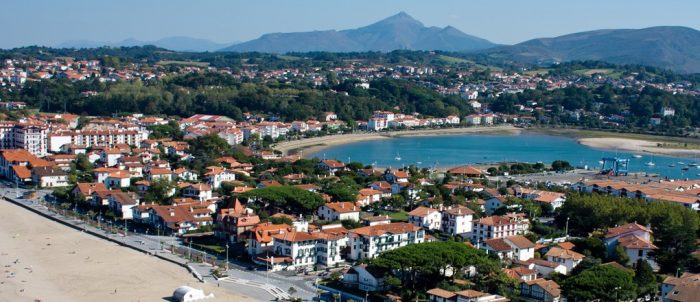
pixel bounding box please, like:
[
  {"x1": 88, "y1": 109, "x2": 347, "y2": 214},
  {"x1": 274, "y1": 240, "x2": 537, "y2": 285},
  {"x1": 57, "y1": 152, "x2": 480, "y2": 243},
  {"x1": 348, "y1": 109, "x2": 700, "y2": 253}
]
[
  {"x1": 408, "y1": 206, "x2": 442, "y2": 230},
  {"x1": 182, "y1": 183, "x2": 213, "y2": 202},
  {"x1": 544, "y1": 247, "x2": 585, "y2": 275},
  {"x1": 482, "y1": 235, "x2": 535, "y2": 262},
  {"x1": 348, "y1": 222, "x2": 424, "y2": 261},
  {"x1": 604, "y1": 223, "x2": 659, "y2": 270},
  {"x1": 440, "y1": 206, "x2": 474, "y2": 237},
  {"x1": 31, "y1": 166, "x2": 69, "y2": 188},
  {"x1": 472, "y1": 215, "x2": 529, "y2": 244},
  {"x1": 317, "y1": 202, "x2": 360, "y2": 222}
]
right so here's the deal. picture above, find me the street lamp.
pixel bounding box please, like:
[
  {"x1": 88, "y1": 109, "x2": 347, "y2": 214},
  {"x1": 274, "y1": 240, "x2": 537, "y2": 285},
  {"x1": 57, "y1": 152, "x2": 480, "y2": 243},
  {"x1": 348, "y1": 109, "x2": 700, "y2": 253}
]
[
  {"x1": 565, "y1": 216, "x2": 570, "y2": 238},
  {"x1": 225, "y1": 243, "x2": 229, "y2": 271}
]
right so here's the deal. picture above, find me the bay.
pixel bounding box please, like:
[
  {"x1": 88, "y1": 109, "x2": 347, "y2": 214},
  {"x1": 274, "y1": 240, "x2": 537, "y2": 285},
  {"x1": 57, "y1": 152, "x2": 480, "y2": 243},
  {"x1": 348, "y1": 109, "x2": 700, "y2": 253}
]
[{"x1": 309, "y1": 133, "x2": 698, "y2": 180}]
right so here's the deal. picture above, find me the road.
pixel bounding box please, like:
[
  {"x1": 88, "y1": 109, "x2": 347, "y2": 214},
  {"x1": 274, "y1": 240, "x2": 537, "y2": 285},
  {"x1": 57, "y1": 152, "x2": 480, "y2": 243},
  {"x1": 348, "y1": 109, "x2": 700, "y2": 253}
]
[{"x1": 0, "y1": 182, "x2": 321, "y2": 301}]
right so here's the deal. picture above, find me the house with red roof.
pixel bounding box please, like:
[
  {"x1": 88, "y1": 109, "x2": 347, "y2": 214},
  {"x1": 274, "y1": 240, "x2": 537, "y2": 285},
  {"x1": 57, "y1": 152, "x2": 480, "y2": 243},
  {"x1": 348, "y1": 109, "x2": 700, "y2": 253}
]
[
  {"x1": 604, "y1": 222, "x2": 658, "y2": 270},
  {"x1": 317, "y1": 202, "x2": 360, "y2": 221},
  {"x1": 348, "y1": 222, "x2": 424, "y2": 260},
  {"x1": 482, "y1": 235, "x2": 535, "y2": 262}
]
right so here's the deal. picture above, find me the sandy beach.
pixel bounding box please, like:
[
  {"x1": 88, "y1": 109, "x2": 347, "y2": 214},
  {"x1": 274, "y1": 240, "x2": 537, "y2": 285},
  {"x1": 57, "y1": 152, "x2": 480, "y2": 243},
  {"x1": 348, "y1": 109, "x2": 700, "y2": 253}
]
[
  {"x1": 0, "y1": 200, "x2": 260, "y2": 302},
  {"x1": 578, "y1": 137, "x2": 700, "y2": 157},
  {"x1": 273, "y1": 125, "x2": 521, "y2": 156}
]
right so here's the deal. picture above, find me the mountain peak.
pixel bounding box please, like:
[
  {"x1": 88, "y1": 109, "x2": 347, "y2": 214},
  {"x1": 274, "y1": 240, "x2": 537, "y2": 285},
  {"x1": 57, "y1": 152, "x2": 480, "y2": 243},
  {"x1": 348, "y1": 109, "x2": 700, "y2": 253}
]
[
  {"x1": 371, "y1": 11, "x2": 423, "y2": 27},
  {"x1": 222, "y1": 12, "x2": 495, "y2": 53}
]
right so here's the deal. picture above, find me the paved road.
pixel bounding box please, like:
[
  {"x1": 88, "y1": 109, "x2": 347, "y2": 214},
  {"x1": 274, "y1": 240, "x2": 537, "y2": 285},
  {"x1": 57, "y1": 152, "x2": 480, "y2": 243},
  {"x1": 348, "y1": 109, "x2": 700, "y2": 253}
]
[{"x1": 0, "y1": 183, "x2": 320, "y2": 301}]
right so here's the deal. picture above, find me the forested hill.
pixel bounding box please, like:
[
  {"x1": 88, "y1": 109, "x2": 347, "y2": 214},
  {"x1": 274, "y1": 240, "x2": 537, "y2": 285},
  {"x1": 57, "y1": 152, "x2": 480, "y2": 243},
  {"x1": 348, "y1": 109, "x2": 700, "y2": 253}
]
[{"x1": 13, "y1": 74, "x2": 475, "y2": 121}]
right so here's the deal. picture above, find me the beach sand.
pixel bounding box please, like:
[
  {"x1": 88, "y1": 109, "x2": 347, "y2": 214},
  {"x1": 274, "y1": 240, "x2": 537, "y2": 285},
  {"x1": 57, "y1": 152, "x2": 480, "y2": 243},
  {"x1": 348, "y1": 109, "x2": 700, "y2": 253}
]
[
  {"x1": 273, "y1": 125, "x2": 521, "y2": 156},
  {"x1": 578, "y1": 137, "x2": 700, "y2": 157},
  {"x1": 0, "y1": 200, "x2": 260, "y2": 302}
]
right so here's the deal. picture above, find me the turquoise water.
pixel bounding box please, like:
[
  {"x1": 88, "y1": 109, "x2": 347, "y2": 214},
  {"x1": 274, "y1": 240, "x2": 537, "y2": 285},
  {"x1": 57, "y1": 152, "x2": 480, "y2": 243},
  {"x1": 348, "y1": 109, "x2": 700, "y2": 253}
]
[{"x1": 310, "y1": 133, "x2": 699, "y2": 180}]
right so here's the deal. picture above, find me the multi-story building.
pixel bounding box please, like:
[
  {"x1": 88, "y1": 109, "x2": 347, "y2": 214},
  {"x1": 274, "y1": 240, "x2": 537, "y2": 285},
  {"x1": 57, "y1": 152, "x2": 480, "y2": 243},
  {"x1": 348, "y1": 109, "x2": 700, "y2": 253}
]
[
  {"x1": 0, "y1": 122, "x2": 49, "y2": 157},
  {"x1": 348, "y1": 222, "x2": 424, "y2": 261},
  {"x1": 317, "y1": 202, "x2": 360, "y2": 222},
  {"x1": 441, "y1": 206, "x2": 475, "y2": 237},
  {"x1": 408, "y1": 206, "x2": 442, "y2": 230},
  {"x1": 471, "y1": 215, "x2": 529, "y2": 244},
  {"x1": 48, "y1": 129, "x2": 146, "y2": 152}
]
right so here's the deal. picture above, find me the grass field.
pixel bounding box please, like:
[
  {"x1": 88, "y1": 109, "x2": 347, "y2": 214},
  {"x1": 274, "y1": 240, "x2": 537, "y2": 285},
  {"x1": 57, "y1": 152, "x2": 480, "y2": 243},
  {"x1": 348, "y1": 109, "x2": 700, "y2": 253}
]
[
  {"x1": 524, "y1": 69, "x2": 551, "y2": 75},
  {"x1": 276, "y1": 54, "x2": 302, "y2": 61},
  {"x1": 156, "y1": 60, "x2": 210, "y2": 67},
  {"x1": 436, "y1": 55, "x2": 502, "y2": 70}
]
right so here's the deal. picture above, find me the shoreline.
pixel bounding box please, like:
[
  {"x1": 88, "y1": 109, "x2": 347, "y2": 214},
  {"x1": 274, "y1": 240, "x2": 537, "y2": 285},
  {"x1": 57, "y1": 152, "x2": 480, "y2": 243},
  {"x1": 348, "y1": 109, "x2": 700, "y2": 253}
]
[
  {"x1": 273, "y1": 125, "x2": 700, "y2": 159},
  {"x1": 273, "y1": 125, "x2": 522, "y2": 156},
  {"x1": 577, "y1": 137, "x2": 700, "y2": 158}
]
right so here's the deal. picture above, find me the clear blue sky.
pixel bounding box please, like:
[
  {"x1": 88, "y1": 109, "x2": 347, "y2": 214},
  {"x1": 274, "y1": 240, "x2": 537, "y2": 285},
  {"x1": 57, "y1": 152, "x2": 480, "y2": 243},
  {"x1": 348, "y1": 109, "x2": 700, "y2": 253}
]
[{"x1": 2, "y1": 0, "x2": 700, "y2": 48}]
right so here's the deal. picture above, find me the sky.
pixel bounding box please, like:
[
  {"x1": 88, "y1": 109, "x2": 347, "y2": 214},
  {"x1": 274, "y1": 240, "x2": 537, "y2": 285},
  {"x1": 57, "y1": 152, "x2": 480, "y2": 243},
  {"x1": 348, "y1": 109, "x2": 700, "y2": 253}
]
[{"x1": 2, "y1": 0, "x2": 700, "y2": 49}]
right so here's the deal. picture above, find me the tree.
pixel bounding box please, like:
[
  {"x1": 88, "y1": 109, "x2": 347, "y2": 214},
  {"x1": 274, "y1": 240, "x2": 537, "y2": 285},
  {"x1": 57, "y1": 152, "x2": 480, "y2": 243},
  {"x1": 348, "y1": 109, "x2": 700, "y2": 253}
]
[
  {"x1": 612, "y1": 245, "x2": 630, "y2": 265},
  {"x1": 551, "y1": 160, "x2": 573, "y2": 172},
  {"x1": 368, "y1": 241, "x2": 499, "y2": 292},
  {"x1": 239, "y1": 186, "x2": 325, "y2": 215},
  {"x1": 563, "y1": 265, "x2": 636, "y2": 301},
  {"x1": 144, "y1": 178, "x2": 176, "y2": 205},
  {"x1": 634, "y1": 260, "x2": 657, "y2": 296}
]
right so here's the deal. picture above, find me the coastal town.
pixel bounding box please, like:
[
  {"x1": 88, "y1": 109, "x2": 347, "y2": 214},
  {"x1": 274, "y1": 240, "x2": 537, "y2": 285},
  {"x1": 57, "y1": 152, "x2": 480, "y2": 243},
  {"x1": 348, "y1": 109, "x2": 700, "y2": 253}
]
[
  {"x1": 1, "y1": 9, "x2": 700, "y2": 301},
  {"x1": 0, "y1": 95, "x2": 698, "y2": 301}
]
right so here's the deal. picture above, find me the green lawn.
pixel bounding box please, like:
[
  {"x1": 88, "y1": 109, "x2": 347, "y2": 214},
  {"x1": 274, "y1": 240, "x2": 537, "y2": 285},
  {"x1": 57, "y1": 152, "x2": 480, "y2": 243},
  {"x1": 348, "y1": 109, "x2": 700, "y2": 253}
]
[
  {"x1": 156, "y1": 60, "x2": 210, "y2": 67},
  {"x1": 379, "y1": 210, "x2": 409, "y2": 222}
]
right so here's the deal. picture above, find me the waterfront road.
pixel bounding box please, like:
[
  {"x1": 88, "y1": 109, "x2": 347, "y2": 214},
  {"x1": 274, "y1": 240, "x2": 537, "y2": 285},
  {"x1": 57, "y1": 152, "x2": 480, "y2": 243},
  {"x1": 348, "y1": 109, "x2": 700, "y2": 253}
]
[{"x1": 0, "y1": 183, "x2": 320, "y2": 301}]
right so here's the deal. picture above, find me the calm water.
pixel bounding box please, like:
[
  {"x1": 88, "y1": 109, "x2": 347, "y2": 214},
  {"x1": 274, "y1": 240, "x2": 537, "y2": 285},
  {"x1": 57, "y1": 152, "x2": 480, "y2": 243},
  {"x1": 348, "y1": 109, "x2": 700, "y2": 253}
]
[{"x1": 310, "y1": 133, "x2": 700, "y2": 180}]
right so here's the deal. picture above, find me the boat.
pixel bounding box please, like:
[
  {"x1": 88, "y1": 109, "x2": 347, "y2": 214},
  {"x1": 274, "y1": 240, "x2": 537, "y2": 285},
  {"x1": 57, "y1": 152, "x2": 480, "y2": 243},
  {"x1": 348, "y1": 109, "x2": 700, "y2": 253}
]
[
  {"x1": 678, "y1": 161, "x2": 686, "y2": 165},
  {"x1": 632, "y1": 154, "x2": 643, "y2": 158},
  {"x1": 669, "y1": 164, "x2": 676, "y2": 167},
  {"x1": 689, "y1": 163, "x2": 699, "y2": 167},
  {"x1": 394, "y1": 153, "x2": 401, "y2": 161},
  {"x1": 682, "y1": 167, "x2": 690, "y2": 171},
  {"x1": 645, "y1": 162, "x2": 655, "y2": 167}
]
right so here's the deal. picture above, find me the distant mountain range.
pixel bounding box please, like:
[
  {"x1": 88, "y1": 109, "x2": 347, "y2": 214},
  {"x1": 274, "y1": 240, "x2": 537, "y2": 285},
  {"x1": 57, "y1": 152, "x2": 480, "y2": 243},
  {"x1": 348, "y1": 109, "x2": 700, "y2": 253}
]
[
  {"x1": 221, "y1": 12, "x2": 497, "y2": 52},
  {"x1": 57, "y1": 36, "x2": 234, "y2": 52},
  {"x1": 482, "y1": 26, "x2": 700, "y2": 74},
  {"x1": 54, "y1": 13, "x2": 700, "y2": 73}
]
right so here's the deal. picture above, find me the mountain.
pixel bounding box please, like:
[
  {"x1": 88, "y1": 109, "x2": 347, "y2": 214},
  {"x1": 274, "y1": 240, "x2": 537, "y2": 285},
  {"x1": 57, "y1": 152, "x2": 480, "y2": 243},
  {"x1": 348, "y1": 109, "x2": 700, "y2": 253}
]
[
  {"x1": 57, "y1": 36, "x2": 233, "y2": 52},
  {"x1": 221, "y1": 12, "x2": 496, "y2": 53},
  {"x1": 482, "y1": 26, "x2": 700, "y2": 73}
]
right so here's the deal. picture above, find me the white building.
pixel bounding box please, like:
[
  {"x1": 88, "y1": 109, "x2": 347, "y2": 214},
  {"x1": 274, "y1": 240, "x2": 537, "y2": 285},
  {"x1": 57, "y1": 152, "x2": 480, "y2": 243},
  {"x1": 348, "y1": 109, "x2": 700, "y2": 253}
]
[
  {"x1": 440, "y1": 206, "x2": 474, "y2": 237},
  {"x1": 604, "y1": 223, "x2": 659, "y2": 270},
  {"x1": 31, "y1": 166, "x2": 69, "y2": 188},
  {"x1": 544, "y1": 247, "x2": 585, "y2": 275},
  {"x1": 472, "y1": 215, "x2": 529, "y2": 244},
  {"x1": 348, "y1": 222, "x2": 424, "y2": 261},
  {"x1": 465, "y1": 114, "x2": 481, "y2": 125},
  {"x1": 317, "y1": 202, "x2": 360, "y2": 222},
  {"x1": 182, "y1": 183, "x2": 213, "y2": 202},
  {"x1": 482, "y1": 235, "x2": 535, "y2": 262},
  {"x1": 408, "y1": 206, "x2": 442, "y2": 230},
  {"x1": 367, "y1": 118, "x2": 387, "y2": 131}
]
